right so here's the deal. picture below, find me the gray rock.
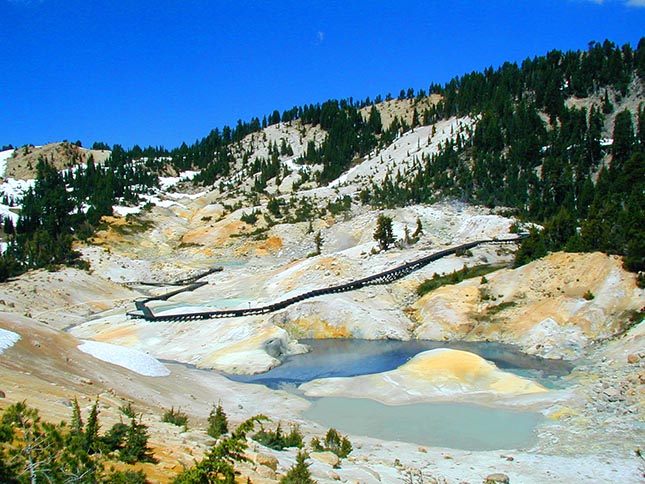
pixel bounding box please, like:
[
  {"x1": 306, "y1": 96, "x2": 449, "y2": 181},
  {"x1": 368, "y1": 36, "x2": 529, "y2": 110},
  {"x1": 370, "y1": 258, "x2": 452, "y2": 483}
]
[
  {"x1": 255, "y1": 453, "x2": 278, "y2": 471},
  {"x1": 311, "y1": 450, "x2": 340, "y2": 468},
  {"x1": 484, "y1": 473, "x2": 510, "y2": 484}
]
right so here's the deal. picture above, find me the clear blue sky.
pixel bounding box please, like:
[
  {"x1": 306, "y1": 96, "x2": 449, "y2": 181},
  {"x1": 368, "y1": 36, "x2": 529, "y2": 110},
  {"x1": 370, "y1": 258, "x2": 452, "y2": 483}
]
[{"x1": 1, "y1": 0, "x2": 644, "y2": 150}]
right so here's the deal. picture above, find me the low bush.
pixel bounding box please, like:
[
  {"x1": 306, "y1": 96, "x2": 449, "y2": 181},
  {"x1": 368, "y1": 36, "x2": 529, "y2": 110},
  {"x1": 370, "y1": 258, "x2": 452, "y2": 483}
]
[{"x1": 162, "y1": 407, "x2": 188, "y2": 431}]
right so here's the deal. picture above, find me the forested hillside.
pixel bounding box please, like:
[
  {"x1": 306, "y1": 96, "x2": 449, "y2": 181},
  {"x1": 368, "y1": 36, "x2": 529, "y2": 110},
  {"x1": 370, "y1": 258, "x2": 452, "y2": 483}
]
[
  {"x1": 363, "y1": 39, "x2": 645, "y2": 278},
  {"x1": 0, "y1": 38, "x2": 643, "y2": 283}
]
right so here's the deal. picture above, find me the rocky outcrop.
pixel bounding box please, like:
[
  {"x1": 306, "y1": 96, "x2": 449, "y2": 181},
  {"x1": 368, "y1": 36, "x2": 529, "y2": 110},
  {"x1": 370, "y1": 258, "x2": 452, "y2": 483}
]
[
  {"x1": 300, "y1": 348, "x2": 547, "y2": 404},
  {"x1": 414, "y1": 252, "x2": 644, "y2": 359}
]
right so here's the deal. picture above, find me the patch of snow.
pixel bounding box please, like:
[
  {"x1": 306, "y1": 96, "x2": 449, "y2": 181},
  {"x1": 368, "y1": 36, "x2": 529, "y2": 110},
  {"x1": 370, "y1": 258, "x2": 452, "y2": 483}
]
[
  {"x1": 1, "y1": 177, "x2": 33, "y2": 201},
  {"x1": 154, "y1": 198, "x2": 180, "y2": 209},
  {"x1": 0, "y1": 205, "x2": 18, "y2": 224},
  {"x1": 78, "y1": 340, "x2": 170, "y2": 377},
  {"x1": 0, "y1": 328, "x2": 20, "y2": 354},
  {"x1": 112, "y1": 205, "x2": 142, "y2": 216},
  {"x1": 329, "y1": 116, "x2": 475, "y2": 189},
  {"x1": 0, "y1": 177, "x2": 33, "y2": 224},
  {"x1": 158, "y1": 170, "x2": 199, "y2": 191},
  {"x1": 165, "y1": 190, "x2": 208, "y2": 200},
  {"x1": 0, "y1": 149, "x2": 15, "y2": 178}
]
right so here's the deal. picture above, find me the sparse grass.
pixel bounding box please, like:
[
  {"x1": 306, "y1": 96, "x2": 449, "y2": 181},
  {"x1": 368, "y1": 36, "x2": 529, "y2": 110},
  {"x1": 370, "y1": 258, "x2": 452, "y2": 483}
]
[
  {"x1": 486, "y1": 301, "x2": 516, "y2": 315},
  {"x1": 622, "y1": 308, "x2": 645, "y2": 334},
  {"x1": 110, "y1": 218, "x2": 154, "y2": 236},
  {"x1": 162, "y1": 406, "x2": 188, "y2": 431},
  {"x1": 417, "y1": 264, "x2": 505, "y2": 297},
  {"x1": 229, "y1": 226, "x2": 269, "y2": 239},
  {"x1": 178, "y1": 241, "x2": 202, "y2": 249}
]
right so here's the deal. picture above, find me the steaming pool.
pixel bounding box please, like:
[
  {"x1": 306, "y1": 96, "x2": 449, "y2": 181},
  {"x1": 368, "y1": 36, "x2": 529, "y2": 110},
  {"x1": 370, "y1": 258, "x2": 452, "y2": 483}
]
[{"x1": 226, "y1": 339, "x2": 573, "y2": 451}]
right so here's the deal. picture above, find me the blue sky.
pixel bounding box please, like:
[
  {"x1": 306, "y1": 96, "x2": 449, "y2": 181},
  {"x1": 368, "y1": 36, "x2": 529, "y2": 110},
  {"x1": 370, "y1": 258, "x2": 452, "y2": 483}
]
[{"x1": 1, "y1": 0, "x2": 644, "y2": 149}]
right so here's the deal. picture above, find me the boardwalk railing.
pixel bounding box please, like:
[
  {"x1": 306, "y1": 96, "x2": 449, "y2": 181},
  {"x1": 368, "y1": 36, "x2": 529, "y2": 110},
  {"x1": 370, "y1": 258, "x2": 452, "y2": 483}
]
[{"x1": 127, "y1": 236, "x2": 526, "y2": 322}]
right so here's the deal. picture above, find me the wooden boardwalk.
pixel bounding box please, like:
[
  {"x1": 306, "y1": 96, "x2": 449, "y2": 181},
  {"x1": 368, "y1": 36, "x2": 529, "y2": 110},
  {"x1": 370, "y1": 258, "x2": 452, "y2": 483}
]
[{"x1": 127, "y1": 236, "x2": 526, "y2": 322}]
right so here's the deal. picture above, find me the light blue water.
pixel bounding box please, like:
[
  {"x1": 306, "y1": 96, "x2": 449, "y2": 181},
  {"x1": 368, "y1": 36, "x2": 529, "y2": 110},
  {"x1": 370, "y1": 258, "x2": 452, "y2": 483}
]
[
  {"x1": 227, "y1": 339, "x2": 573, "y2": 389},
  {"x1": 224, "y1": 339, "x2": 566, "y2": 451}
]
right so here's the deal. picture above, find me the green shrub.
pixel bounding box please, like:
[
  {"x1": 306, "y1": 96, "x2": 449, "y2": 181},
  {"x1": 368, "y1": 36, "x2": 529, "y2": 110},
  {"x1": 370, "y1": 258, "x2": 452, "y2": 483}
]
[
  {"x1": 280, "y1": 451, "x2": 316, "y2": 484},
  {"x1": 162, "y1": 407, "x2": 188, "y2": 431},
  {"x1": 105, "y1": 469, "x2": 150, "y2": 484},
  {"x1": 311, "y1": 428, "x2": 352, "y2": 458},
  {"x1": 583, "y1": 290, "x2": 595, "y2": 301},
  {"x1": 240, "y1": 210, "x2": 259, "y2": 225},
  {"x1": 417, "y1": 264, "x2": 504, "y2": 296},
  {"x1": 207, "y1": 403, "x2": 228, "y2": 439},
  {"x1": 252, "y1": 423, "x2": 304, "y2": 451},
  {"x1": 283, "y1": 425, "x2": 304, "y2": 449},
  {"x1": 101, "y1": 422, "x2": 129, "y2": 452}
]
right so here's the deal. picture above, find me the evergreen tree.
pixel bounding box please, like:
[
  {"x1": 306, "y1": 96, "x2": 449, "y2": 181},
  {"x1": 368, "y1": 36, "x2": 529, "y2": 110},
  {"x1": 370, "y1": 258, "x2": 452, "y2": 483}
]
[
  {"x1": 84, "y1": 398, "x2": 100, "y2": 454},
  {"x1": 170, "y1": 415, "x2": 265, "y2": 484},
  {"x1": 514, "y1": 228, "x2": 548, "y2": 267},
  {"x1": 373, "y1": 214, "x2": 395, "y2": 251},
  {"x1": 368, "y1": 105, "x2": 382, "y2": 134},
  {"x1": 280, "y1": 451, "x2": 316, "y2": 484},
  {"x1": 70, "y1": 397, "x2": 84, "y2": 436},
  {"x1": 207, "y1": 403, "x2": 229, "y2": 439},
  {"x1": 612, "y1": 109, "x2": 635, "y2": 167},
  {"x1": 314, "y1": 231, "x2": 323, "y2": 255},
  {"x1": 117, "y1": 405, "x2": 156, "y2": 464}
]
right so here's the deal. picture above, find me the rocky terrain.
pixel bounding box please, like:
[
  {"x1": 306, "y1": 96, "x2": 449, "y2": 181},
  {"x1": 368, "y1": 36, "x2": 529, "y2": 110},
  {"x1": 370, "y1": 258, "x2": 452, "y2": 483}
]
[
  {"x1": 0, "y1": 95, "x2": 644, "y2": 482},
  {"x1": 0, "y1": 195, "x2": 643, "y2": 482},
  {"x1": 2, "y1": 142, "x2": 110, "y2": 180}
]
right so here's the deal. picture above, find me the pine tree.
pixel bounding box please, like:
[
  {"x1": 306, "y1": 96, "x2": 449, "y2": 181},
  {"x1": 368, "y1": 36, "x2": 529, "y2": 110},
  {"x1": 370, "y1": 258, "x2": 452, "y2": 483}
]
[
  {"x1": 280, "y1": 451, "x2": 316, "y2": 484},
  {"x1": 514, "y1": 228, "x2": 548, "y2": 267},
  {"x1": 314, "y1": 231, "x2": 323, "y2": 255},
  {"x1": 118, "y1": 407, "x2": 156, "y2": 464},
  {"x1": 207, "y1": 403, "x2": 229, "y2": 439},
  {"x1": 612, "y1": 109, "x2": 635, "y2": 166},
  {"x1": 368, "y1": 105, "x2": 382, "y2": 134},
  {"x1": 84, "y1": 398, "x2": 100, "y2": 454},
  {"x1": 373, "y1": 214, "x2": 395, "y2": 251},
  {"x1": 171, "y1": 415, "x2": 265, "y2": 484},
  {"x1": 71, "y1": 397, "x2": 83, "y2": 436}
]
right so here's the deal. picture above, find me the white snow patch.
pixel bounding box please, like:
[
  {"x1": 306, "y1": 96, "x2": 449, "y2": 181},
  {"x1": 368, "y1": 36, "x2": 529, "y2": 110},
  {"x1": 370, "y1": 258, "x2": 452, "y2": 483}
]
[
  {"x1": 1, "y1": 177, "x2": 33, "y2": 200},
  {"x1": 112, "y1": 171, "x2": 202, "y2": 215},
  {"x1": 166, "y1": 190, "x2": 208, "y2": 200},
  {"x1": 0, "y1": 177, "x2": 34, "y2": 223},
  {"x1": 158, "y1": 170, "x2": 199, "y2": 191},
  {"x1": 154, "y1": 198, "x2": 179, "y2": 209},
  {"x1": 0, "y1": 328, "x2": 20, "y2": 354},
  {"x1": 112, "y1": 205, "x2": 142, "y2": 216},
  {"x1": 0, "y1": 149, "x2": 15, "y2": 178},
  {"x1": 329, "y1": 116, "x2": 475, "y2": 189},
  {"x1": 77, "y1": 340, "x2": 170, "y2": 377}
]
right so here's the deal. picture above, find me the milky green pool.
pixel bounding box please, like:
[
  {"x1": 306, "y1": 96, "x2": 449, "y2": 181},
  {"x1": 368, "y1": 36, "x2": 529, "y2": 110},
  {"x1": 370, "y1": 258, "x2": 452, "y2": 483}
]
[{"x1": 304, "y1": 397, "x2": 542, "y2": 451}]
